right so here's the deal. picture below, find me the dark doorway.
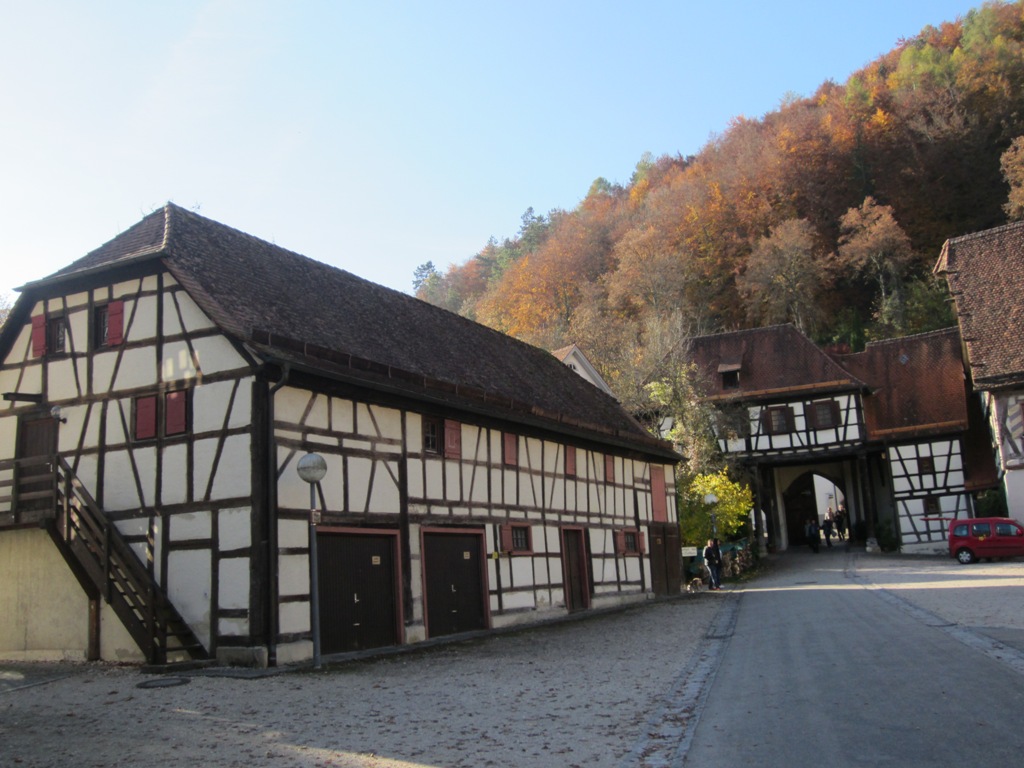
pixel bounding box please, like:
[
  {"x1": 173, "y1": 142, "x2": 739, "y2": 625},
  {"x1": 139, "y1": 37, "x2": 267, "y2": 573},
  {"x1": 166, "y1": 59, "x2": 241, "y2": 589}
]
[
  {"x1": 783, "y1": 473, "x2": 819, "y2": 546},
  {"x1": 561, "y1": 527, "x2": 590, "y2": 611},
  {"x1": 648, "y1": 523, "x2": 682, "y2": 595},
  {"x1": 317, "y1": 531, "x2": 400, "y2": 653},
  {"x1": 16, "y1": 415, "x2": 57, "y2": 518},
  {"x1": 422, "y1": 531, "x2": 487, "y2": 638}
]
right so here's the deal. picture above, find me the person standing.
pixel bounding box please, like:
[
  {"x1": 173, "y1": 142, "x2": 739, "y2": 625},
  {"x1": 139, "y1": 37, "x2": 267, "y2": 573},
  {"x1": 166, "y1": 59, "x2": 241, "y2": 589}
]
[
  {"x1": 823, "y1": 508, "x2": 834, "y2": 548},
  {"x1": 806, "y1": 517, "x2": 820, "y2": 552},
  {"x1": 836, "y1": 504, "x2": 848, "y2": 541},
  {"x1": 704, "y1": 538, "x2": 723, "y2": 589}
]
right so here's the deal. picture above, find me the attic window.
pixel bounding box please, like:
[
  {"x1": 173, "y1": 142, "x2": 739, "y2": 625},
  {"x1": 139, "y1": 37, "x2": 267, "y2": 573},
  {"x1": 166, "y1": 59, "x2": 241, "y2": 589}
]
[
  {"x1": 718, "y1": 361, "x2": 741, "y2": 390},
  {"x1": 93, "y1": 300, "x2": 124, "y2": 348},
  {"x1": 423, "y1": 418, "x2": 440, "y2": 454},
  {"x1": 32, "y1": 314, "x2": 67, "y2": 357},
  {"x1": 919, "y1": 456, "x2": 935, "y2": 474}
]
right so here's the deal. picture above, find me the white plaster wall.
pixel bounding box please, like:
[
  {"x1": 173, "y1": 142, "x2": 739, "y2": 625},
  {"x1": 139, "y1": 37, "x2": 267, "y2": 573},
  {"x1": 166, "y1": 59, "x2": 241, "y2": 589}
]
[
  {"x1": 211, "y1": 434, "x2": 252, "y2": 500},
  {"x1": 170, "y1": 287, "x2": 216, "y2": 333},
  {"x1": 162, "y1": 442, "x2": 189, "y2": 505},
  {"x1": 367, "y1": 459, "x2": 401, "y2": 514},
  {"x1": 167, "y1": 549, "x2": 211, "y2": 649},
  {"x1": 162, "y1": 340, "x2": 198, "y2": 380},
  {"x1": 47, "y1": 358, "x2": 78, "y2": 401},
  {"x1": 274, "y1": 388, "x2": 305, "y2": 425},
  {"x1": 127, "y1": 293, "x2": 159, "y2": 341},
  {"x1": 220, "y1": 507, "x2": 252, "y2": 550},
  {"x1": 103, "y1": 446, "x2": 156, "y2": 511},
  {"x1": 113, "y1": 347, "x2": 158, "y2": 391},
  {"x1": 192, "y1": 336, "x2": 247, "y2": 376},
  {"x1": 194, "y1": 379, "x2": 252, "y2": 431},
  {"x1": 219, "y1": 557, "x2": 251, "y2": 610},
  {"x1": 170, "y1": 510, "x2": 212, "y2": 541},
  {"x1": 1005, "y1": 468, "x2": 1024, "y2": 524}
]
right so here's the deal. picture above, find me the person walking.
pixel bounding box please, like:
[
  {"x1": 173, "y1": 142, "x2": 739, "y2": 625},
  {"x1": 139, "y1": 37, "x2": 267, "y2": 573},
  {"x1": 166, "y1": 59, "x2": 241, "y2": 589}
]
[
  {"x1": 704, "y1": 538, "x2": 723, "y2": 589},
  {"x1": 823, "y1": 507, "x2": 834, "y2": 548}
]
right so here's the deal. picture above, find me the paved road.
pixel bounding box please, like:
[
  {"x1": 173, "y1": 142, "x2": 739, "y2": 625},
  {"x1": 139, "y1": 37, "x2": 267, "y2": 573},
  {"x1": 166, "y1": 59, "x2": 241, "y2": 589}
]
[
  {"x1": 3, "y1": 550, "x2": 1024, "y2": 767},
  {"x1": 683, "y1": 550, "x2": 1024, "y2": 767}
]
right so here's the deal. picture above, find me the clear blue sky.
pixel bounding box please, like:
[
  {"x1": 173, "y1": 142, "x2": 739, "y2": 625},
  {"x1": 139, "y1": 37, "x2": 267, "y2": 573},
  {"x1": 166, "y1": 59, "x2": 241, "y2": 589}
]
[{"x1": 0, "y1": 1, "x2": 985, "y2": 303}]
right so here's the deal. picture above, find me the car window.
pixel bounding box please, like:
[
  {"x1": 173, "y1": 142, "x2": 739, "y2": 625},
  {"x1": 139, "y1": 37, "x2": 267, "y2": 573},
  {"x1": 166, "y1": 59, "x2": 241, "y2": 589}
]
[
  {"x1": 952, "y1": 524, "x2": 968, "y2": 537},
  {"x1": 971, "y1": 522, "x2": 992, "y2": 537},
  {"x1": 994, "y1": 522, "x2": 1023, "y2": 536}
]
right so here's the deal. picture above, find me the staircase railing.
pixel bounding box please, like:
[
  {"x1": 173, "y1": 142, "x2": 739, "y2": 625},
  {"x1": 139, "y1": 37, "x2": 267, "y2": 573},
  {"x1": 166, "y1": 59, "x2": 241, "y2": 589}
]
[{"x1": 44, "y1": 456, "x2": 208, "y2": 665}]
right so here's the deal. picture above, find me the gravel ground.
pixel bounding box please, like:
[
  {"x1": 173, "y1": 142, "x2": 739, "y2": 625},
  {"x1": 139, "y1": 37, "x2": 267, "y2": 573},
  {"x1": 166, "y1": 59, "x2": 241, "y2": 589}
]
[
  {"x1": 4, "y1": 551, "x2": 1023, "y2": 768},
  {"x1": 0, "y1": 595, "x2": 722, "y2": 768}
]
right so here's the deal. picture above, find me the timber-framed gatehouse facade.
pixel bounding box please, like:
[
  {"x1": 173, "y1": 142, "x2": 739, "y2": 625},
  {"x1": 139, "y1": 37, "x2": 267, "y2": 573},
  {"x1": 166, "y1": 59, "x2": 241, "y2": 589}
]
[
  {"x1": 0, "y1": 204, "x2": 681, "y2": 666},
  {"x1": 691, "y1": 325, "x2": 997, "y2": 554}
]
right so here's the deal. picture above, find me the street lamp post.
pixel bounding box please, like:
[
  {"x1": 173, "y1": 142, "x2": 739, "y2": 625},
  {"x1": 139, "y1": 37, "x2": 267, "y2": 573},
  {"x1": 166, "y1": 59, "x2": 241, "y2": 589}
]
[
  {"x1": 296, "y1": 452, "x2": 327, "y2": 669},
  {"x1": 704, "y1": 492, "x2": 719, "y2": 539}
]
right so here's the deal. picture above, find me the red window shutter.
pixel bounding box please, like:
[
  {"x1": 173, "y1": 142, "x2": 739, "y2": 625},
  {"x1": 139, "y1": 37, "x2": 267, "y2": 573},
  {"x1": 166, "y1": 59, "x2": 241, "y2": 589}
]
[
  {"x1": 31, "y1": 315, "x2": 46, "y2": 357},
  {"x1": 651, "y1": 466, "x2": 667, "y2": 522},
  {"x1": 638, "y1": 531, "x2": 647, "y2": 554},
  {"x1": 605, "y1": 454, "x2": 615, "y2": 483},
  {"x1": 614, "y1": 530, "x2": 626, "y2": 554},
  {"x1": 503, "y1": 432, "x2": 518, "y2": 466},
  {"x1": 107, "y1": 300, "x2": 124, "y2": 345},
  {"x1": 165, "y1": 391, "x2": 187, "y2": 435},
  {"x1": 135, "y1": 396, "x2": 157, "y2": 440},
  {"x1": 500, "y1": 524, "x2": 513, "y2": 552},
  {"x1": 443, "y1": 419, "x2": 461, "y2": 459},
  {"x1": 565, "y1": 445, "x2": 576, "y2": 477}
]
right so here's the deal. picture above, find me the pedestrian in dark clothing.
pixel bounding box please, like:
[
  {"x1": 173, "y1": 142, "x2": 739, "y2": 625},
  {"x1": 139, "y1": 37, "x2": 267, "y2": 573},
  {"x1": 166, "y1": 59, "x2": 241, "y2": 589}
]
[
  {"x1": 805, "y1": 518, "x2": 820, "y2": 552},
  {"x1": 704, "y1": 538, "x2": 722, "y2": 589},
  {"x1": 836, "y1": 505, "x2": 848, "y2": 541}
]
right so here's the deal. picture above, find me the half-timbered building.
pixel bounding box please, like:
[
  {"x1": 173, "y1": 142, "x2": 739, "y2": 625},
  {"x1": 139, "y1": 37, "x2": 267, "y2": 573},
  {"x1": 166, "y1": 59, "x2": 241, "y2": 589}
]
[
  {"x1": 936, "y1": 221, "x2": 1024, "y2": 523},
  {"x1": 0, "y1": 204, "x2": 681, "y2": 666},
  {"x1": 690, "y1": 325, "x2": 994, "y2": 554}
]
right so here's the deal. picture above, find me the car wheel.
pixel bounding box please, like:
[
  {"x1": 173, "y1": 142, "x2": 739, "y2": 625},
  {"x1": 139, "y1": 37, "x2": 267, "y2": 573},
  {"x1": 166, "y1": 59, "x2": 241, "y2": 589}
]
[{"x1": 956, "y1": 547, "x2": 976, "y2": 565}]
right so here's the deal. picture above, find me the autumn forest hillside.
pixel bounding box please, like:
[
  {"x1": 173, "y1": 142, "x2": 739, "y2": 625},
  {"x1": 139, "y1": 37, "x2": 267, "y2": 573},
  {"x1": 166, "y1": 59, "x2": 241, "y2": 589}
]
[{"x1": 415, "y1": 1, "x2": 1024, "y2": 434}]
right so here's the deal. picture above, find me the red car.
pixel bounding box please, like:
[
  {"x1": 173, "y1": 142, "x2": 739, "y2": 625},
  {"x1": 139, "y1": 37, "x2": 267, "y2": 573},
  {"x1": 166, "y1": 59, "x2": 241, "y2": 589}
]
[{"x1": 948, "y1": 517, "x2": 1024, "y2": 564}]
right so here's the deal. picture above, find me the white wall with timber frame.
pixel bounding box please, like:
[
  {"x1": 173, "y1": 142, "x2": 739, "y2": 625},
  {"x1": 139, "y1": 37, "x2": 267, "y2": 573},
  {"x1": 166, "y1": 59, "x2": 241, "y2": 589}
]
[
  {"x1": 270, "y1": 385, "x2": 677, "y2": 664},
  {"x1": 886, "y1": 438, "x2": 972, "y2": 553},
  {"x1": 980, "y1": 390, "x2": 1024, "y2": 524},
  {"x1": 0, "y1": 271, "x2": 259, "y2": 662}
]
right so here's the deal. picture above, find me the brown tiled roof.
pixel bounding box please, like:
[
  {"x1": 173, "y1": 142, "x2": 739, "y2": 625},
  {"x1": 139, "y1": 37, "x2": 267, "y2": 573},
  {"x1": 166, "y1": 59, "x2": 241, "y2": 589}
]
[
  {"x1": 935, "y1": 220, "x2": 1024, "y2": 390},
  {"x1": 24, "y1": 204, "x2": 676, "y2": 460},
  {"x1": 689, "y1": 325, "x2": 865, "y2": 402},
  {"x1": 838, "y1": 328, "x2": 968, "y2": 440}
]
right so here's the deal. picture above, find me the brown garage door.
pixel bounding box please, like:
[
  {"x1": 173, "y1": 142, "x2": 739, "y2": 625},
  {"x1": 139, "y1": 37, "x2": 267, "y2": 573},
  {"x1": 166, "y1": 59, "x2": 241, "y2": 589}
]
[
  {"x1": 422, "y1": 530, "x2": 487, "y2": 638},
  {"x1": 317, "y1": 531, "x2": 400, "y2": 654}
]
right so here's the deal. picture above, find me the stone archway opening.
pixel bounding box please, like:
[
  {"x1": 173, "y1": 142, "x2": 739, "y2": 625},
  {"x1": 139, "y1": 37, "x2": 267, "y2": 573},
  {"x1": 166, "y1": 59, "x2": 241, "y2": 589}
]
[{"x1": 779, "y1": 468, "x2": 848, "y2": 549}]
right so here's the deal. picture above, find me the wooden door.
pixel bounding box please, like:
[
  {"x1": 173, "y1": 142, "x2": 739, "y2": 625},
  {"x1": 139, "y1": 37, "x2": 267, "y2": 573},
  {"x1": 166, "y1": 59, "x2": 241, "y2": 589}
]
[
  {"x1": 317, "y1": 532, "x2": 400, "y2": 653},
  {"x1": 423, "y1": 531, "x2": 487, "y2": 638},
  {"x1": 16, "y1": 416, "x2": 57, "y2": 518},
  {"x1": 561, "y1": 528, "x2": 590, "y2": 611},
  {"x1": 649, "y1": 523, "x2": 682, "y2": 595}
]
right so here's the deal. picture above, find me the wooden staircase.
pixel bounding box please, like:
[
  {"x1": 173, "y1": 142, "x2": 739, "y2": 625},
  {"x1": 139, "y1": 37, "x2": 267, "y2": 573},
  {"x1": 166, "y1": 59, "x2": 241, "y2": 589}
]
[{"x1": 34, "y1": 456, "x2": 208, "y2": 665}]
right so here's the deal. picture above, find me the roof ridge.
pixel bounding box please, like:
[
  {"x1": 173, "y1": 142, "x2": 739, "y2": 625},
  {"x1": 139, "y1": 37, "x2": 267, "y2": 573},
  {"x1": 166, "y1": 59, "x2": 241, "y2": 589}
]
[
  {"x1": 862, "y1": 326, "x2": 960, "y2": 348},
  {"x1": 945, "y1": 218, "x2": 1024, "y2": 247}
]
